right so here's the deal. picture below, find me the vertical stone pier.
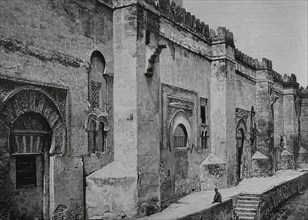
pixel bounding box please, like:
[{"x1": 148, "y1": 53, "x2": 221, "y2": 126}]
[
  {"x1": 209, "y1": 28, "x2": 236, "y2": 187},
  {"x1": 254, "y1": 58, "x2": 275, "y2": 176},
  {"x1": 282, "y1": 77, "x2": 299, "y2": 168},
  {"x1": 86, "y1": 1, "x2": 139, "y2": 219}
]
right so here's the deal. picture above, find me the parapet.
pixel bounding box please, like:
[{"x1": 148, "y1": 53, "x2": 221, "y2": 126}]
[
  {"x1": 235, "y1": 49, "x2": 274, "y2": 70},
  {"x1": 283, "y1": 73, "x2": 297, "y2": 83},
  {"x1": 235, "y1": 49, "x2": 260, "y2": 69},
  {"x1": 209, "y1": 27, "x2": 234, "y2": 46},
  {"x1": 299, "y1": 86, "x2": 308, "y2": 93},
  {"x1": 271, "y1": 71, "x2": 283, "y2": 83},
  {"x1": 144, "y1": 0, "x2": 234, "y2": 45}
]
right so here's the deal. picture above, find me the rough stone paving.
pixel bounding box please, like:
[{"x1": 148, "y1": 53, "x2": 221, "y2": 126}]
[{"x1": 0, "y1": 0, "x2": 307, "y2": 219}]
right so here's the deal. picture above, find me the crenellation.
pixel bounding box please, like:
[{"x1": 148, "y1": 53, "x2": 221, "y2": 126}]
[
  {"x1": 261, "y1": 58, "x2": 272, "y2": 70},
  {"x1": 148, "y1": 0, "x2": 225, "y2": 42},
  {"x1": 235, "y1": 48, "x2": 260, "y2": 69},
  {"x1": 185, "y1": 11, "x2": 192, "y2": 27},
  {"x1": 283, "y1": 73, "x2": 298, "y2": 83},
  {"x1": 209, "y1": 27, "x2": 234, "y2": 45},
  {"x1": 0, "y1": 1, "x2": 307, "y2": 219},
  {"x1": 272, "y1": 71, "x2": 283, "y2": 84}
]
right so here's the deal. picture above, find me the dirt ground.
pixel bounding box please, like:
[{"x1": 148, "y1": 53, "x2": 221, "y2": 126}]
[{"x1": 269, "y1": 188, "x2": 308, "y2": 220}]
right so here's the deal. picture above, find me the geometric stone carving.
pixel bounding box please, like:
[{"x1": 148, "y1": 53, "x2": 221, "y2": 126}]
[
  {"x1": 281, "y1": 149, "x2": 293, "y2": 156},
  {"x1": 252, "y1": 151, "x2": 269, "y2": 160},
  {"x1": 200, "y1": 153, "x2": 227, "y2": 191},
  {"x1": 0, "y1": 87, "x2": 66, "y2": 155},
  {"x1": 298, "y1": 146, "x2": 308, "y2": 164},
  {"x1": 252, "y1": 151, "x2": 269, "y2": 177},
  {"x1": 280, "y1": 149, "x2": 294, "y2": 170},
  {"x1": 0, "y1": 89, "x2": 62, "y2": 129},
  {"x1": 167, "y1": 94, "x2": 194, "y2": 111},
  {"x1": 90, "y1": 80, "x2": 101, "y2": 110}
]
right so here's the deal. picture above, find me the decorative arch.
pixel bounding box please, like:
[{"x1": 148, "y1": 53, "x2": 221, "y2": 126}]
[
  {"x1": 85, "y1": 112, "x2": 110, "y2": 132},
  {"x1": 85, "y1": 112, "x2": 110, "y2": 153},
  {"x1": 169, "y1": 110, "x2": 192, "y2": 149},
  {"x1": 90, "y1": 50, "x2": 106, "y2": 75},
  {"x1": 0, "y1": 87, "x2": 66, "y2": 155},
  {"x1": 236, "y1": 119, "x2": 247, "y2": 182},
  {"x1": 89, "y1": 51, "x2": 107, "y2": 110}
]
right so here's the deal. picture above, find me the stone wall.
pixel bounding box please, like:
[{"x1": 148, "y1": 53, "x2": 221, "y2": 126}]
[
  {"x1": 180, "y1": 198, "x2": 233, "y2": 220},
  {"x1": 0, "y1": 0, "x2": 114, "y2": 218},
  {"x1": 86, "y1": 3, "x2": 139, "y2": 219},
  {"x1": 136, "y1": 7, "x2": 161, "y2": 216},
  {"x1": 259, "y1": 172, "x2": 308, "y2": 219}
]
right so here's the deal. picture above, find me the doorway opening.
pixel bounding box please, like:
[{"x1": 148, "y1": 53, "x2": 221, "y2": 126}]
[{"x1": 10, "y1": 112, "x2": 52, "y2": 219}]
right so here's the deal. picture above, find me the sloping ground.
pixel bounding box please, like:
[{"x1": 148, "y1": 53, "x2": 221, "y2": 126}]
[
  {"x1": 268, "y1": 188, "x2": 308, "y2": 220},
  {"x1": 140, "y1": 169, "x2": 308, "y2": 220}
]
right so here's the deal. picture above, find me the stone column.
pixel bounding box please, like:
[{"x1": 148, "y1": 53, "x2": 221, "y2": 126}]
[
  {"x1": 209, "y1": 27, "x2": 236, "y2": 187},
  {"x1": 254, "y1": 59, "x2": 275, "y2": 176}
]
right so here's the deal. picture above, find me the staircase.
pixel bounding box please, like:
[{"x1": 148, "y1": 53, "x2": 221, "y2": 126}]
[{"x1": 234, "y1": 194, "x2": 261, "y2": 220}]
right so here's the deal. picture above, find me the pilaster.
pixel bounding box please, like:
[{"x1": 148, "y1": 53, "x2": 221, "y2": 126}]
[
  {"x1": 210, "y1": 34, "x2": 236, "y2": 187},
  {"x1": 86, "y1": 3, "x2": 139, "y2": 219},
  {"x1": 283, "y1": 81, "x2": 299, "y2": 154},
  {"x1": 255, "y1": 58, "x2": 276, "y2": 176}
]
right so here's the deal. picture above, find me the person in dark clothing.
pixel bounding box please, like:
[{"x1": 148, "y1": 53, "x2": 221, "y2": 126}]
[{"x1": 212, "y1": 188, "x2": 222, "y2": 203}]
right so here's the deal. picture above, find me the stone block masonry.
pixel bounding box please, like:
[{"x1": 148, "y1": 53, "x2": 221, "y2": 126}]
[{"x1": 0, "y1": 0, "x2": 307, "y2": 219}]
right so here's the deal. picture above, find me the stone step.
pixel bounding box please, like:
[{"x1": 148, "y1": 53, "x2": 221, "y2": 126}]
[
  {"x1": 236, "y1": 203, "x2": 259, "y2": 209},
  {"x1": 239, "y1": 193, "x2": 261, "y2": 197},
  {"x1": 235, "y1": 207, "x2": 257, "y2": 213},
  {"x1": 238, "y1": 196, "x2": 260, "y2": 201},
  {"x1": 238, "y1": 216, "x2": 255, "y2": 220},
  {"x1": 237, "y1": 212, "x2": 256, "y2": 217},
  {"x1": 237, "y1": 199, "x2": 259, "y2": 204}
]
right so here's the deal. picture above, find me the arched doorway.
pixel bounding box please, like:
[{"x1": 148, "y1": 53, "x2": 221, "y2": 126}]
[
  {"x1": 173, "y1": 124, "x2": 188, "y2": 191},
  {"x1": 10, "y1": 112, "x2": 52, "y2": 219},
  {"x1": 161, "y1": 111, "x2": 191, "y2": 202},
  {"x1": 236, "y1": 121, "x2": 246, "y2": 183},
  {"x1": 0, "y1": 87, "x2": 64, "y2": 219}
]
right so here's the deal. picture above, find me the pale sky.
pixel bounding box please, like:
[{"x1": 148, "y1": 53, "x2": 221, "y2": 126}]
[{"x1": 183, "y1": 0, "x2": 308, "y2": 87}]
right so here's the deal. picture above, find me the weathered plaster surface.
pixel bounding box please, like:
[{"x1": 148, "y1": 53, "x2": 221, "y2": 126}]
[
  {"x1": 86, "y1": 4, "x2": 138, "y2": 218},
  {"x1": 0, "y1": 0, "x2": 114, "y2": 218},
  {"x1": 259, "y1": 172, "x2": 308, "y2": 219}
]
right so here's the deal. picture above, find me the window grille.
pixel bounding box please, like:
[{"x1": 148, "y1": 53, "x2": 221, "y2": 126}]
[
  {"x1": 16, "y1": 155, "x2": 36, "y2": 188},
  {"x1": 90, "y1": 81, "x2": 101, "y2": 109}
]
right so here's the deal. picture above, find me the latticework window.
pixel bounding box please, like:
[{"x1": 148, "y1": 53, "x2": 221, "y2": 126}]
[
  {"x1": 90, "y1": 81, "x2": 101, "y2": 109},
  {"x1": 174, "y1": 124, "x2": 187, "y2": 148}
]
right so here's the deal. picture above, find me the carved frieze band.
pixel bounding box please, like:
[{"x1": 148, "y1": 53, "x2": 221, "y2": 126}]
[
  {"x1": 167, "y1": 94, "x2": 194, "y2": 110},
  {"x1": 0, "y1": 89, "x2": 62, "y2": 129}
]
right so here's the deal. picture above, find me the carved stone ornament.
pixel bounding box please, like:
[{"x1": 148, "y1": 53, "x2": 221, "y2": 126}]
[
  {"x1": 145, "y1": 45, "x2": 167, "y2": 77},
  {"x1": 84, "y1": 112, "x2": 110, "y2": 132},
  {"x1": 235, "y1": 108, "x2": 249, "y2": 120},
  {"x1": 167, "y1": 94, "x2": 194, "y2": 111},
  {"x1": 0, "y1": 86, "x2": 67, "y2": 155}
]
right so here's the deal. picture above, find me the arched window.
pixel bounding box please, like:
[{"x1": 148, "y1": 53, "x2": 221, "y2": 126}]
[
  {"x1": 88, "y1": 121, "x2": 96, "y2": 153},
  {"x1": 174, "y1": 124, "x2": 187, "y2": 148},
  {"x1": 9, "y1": 112, "x2": 52, "y2": 188},
  {"x1": 97, "y1": 122, "x2": 106, "y2": 152},
  {"x1": 86, "y1": 116, "x2": 109, "y2": 153},
  {"x1": 89, "y1": 51, "x2": 107, "y2": 110},
  {"x1": 201, "y1": 130, "x2": 207, "y2": 149}
]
